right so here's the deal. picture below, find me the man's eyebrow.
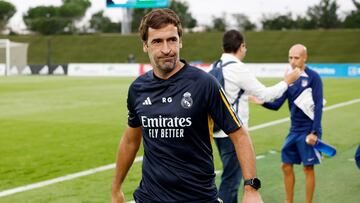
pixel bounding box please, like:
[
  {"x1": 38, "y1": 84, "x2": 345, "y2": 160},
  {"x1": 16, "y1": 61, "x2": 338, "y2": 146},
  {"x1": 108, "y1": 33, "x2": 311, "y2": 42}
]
[{"x1": 150, "y1": 38, "x2": 163, "y2": 42}]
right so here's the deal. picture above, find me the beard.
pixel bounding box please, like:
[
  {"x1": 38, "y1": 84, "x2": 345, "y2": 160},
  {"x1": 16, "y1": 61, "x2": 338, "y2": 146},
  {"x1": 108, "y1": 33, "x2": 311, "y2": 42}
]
[{"x1": 154, "y1": 56, "x2": 177, "y2": 74}]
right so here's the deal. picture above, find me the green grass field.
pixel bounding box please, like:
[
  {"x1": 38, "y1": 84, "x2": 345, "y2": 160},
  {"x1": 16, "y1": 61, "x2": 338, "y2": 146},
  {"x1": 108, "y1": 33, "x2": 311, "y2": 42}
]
[{"x1": 0, "y1": 76, "x2": 359, "y2": 203}]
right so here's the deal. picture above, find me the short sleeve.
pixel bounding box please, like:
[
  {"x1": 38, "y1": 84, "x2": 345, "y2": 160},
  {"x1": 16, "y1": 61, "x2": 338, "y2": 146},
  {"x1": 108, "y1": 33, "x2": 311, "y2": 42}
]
[
  {"x1": 127, "y1": 84, "x2": 141, "y2": 128},
  {"x1": 207, "y1": 76, "x2": 242, "y2": 134}
]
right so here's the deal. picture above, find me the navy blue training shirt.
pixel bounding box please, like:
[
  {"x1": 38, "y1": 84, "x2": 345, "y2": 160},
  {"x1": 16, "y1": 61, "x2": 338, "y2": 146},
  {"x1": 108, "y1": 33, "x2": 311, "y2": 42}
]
[
  {"x1": 127, "y1": 60, "x2": 242, "y2": 203},
  {"x1": 263, "y1": 66, "x2": 323, "y2": 135}
]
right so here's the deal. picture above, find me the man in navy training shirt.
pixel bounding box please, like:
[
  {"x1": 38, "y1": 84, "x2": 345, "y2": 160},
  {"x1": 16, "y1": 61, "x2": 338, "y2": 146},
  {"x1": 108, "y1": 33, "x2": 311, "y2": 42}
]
[
  {"x1": 111, "y1": 8, "x2": 263, "y2": 203},
  {"x1": 251, "y1": 44, "x2": 323, "y2": 203}
]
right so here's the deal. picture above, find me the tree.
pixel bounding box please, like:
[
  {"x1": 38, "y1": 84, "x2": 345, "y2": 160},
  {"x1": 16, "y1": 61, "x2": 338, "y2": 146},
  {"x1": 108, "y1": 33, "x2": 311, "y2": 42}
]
[
  {"x1": 23, "y1": 0, "x2": 91, "y2": 34},
  {"x1": 293, "y1": 16, "x2": 317, "y2": 29},
  {"x1": 90, "y1": 11, "x2": 120, "y2": 33},
  {"x1": 344, "y1": 0, "x2": 360, "y2": 28},
  {"x1": 0, "y1": 0, "x2": 16, "y2": 32},
  {"x1": 211, "y1": 13, "x2": 227, "y2": 31},
  {"x1": 169, "y1": 0, "x2": 197, "y2": 29},
  {"x1": 262, "y1": 13, "x2": 294, "y2": 30},
  {"x1": 24, "y1": 6, "x2": 69, "y2": 35},
  {"x1": 60, "y1": 0, "x2": 91, "y2": 21},
  {"x1": 60, "y1": 0, "x2": 91, "y2": 33},
  {"x1": 306, "y1": 0, "x2": 340, "y2": 29},
  {"x1": 131, "y1": 8, "x2": 152, "y2": 33},
  {"x1": 232, "y1": 13, "x2": 256, "y2": 31},
  {"x1": 131, "y1": 0, "x2": 197, "y2": 33}
]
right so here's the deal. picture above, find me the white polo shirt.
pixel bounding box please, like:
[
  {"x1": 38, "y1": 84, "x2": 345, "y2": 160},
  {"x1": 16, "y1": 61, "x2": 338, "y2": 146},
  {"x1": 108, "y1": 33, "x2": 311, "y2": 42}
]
[{"x1": 213, "y1": 53, "x2": 288, "y2": 138}]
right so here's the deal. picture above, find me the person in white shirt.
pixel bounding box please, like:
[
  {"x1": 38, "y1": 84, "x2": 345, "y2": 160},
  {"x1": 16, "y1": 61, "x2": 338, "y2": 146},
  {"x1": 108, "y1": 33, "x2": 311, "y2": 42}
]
[{"x1": 211, "y1": 29, "x2": 301, "y2": 203}]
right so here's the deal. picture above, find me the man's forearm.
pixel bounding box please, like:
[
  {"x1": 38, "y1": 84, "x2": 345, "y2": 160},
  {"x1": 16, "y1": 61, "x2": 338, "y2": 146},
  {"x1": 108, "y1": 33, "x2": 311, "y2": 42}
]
[
  {"x1": 112, "y1": 127, "x2": 141, "y2": 192},
  {"x1": 254, "y1": 81, "x2": 287, "y2": 102},
  {"x1": 229, "y1": 127, "x2": 257, "y2": 179}
]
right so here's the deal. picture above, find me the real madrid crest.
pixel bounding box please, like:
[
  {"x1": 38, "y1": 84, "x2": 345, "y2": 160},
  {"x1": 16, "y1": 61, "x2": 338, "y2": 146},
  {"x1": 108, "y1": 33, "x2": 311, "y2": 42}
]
[
  {"x1": 301, "y1": 79, "x2": 308, "y2": 87},
  {"x1": 181, "y1": 92, "x2": 193, "y2": 109}
]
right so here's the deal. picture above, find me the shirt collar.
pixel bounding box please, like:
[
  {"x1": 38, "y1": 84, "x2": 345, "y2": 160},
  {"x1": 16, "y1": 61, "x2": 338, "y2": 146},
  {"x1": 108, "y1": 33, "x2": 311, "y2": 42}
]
[
  {"x1": 220, "y1": 53, "x2": 243, "y2": 64},
  {"x1": 301, "y1": 66, "x2": 309, "y2": 77}
]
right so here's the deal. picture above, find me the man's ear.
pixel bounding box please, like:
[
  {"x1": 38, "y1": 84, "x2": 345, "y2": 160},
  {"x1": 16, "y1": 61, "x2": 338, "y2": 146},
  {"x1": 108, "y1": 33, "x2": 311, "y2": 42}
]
[
  {"x1": 143, "y1": 42, "x2": 148, "y2": 53},
  {"x1": 179, "y1": 41, "x2": 182, "y2": 48},
  {"x1": 303, "y1": 54, "x2": 308, "y2": 62}
]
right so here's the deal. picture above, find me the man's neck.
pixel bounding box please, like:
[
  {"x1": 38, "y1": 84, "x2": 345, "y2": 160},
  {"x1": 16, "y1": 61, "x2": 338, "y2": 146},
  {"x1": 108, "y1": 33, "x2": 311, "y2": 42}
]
[
  {"x1": 231, "y1": 52, "x2": 243, "y2": 61},
  {"x1": 153, "y1": 61, "x2": 185, "y2": 80}
]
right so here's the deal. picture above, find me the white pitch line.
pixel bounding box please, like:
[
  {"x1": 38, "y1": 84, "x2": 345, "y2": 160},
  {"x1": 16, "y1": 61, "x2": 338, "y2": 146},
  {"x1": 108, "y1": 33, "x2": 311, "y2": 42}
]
[
  {"x1": 1, "y1": 98, "x2": 359, "y2": 198},
  {"x1": 323, "y1": 98, "x2": 360, "y2": 111},
  {"x1": 248, "y1": 98, "x2": 360, "y2": 132},
  {"x1": 0, "y1": 156, "x2": 143, "y2": 197},
  {"x1": 248, "y1": 117, "x2": 290, "y2": 131}
]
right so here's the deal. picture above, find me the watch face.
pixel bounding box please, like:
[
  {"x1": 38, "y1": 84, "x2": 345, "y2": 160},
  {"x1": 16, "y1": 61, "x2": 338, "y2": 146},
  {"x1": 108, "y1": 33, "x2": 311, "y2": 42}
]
[
  {"x1": 253, "y1": 178, "x2": 261, "y2": 189},
  {"x1": 245, "y1": 178, "x2": 261, "y2": 190}
]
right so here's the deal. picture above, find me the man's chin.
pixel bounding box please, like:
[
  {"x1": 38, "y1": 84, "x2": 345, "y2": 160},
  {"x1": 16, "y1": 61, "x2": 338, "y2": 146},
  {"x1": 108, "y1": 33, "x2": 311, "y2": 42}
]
[
  {"x1": 158, "y1": 62, "x2": 176, "y2": 72},
  {"x1": 161, "y1": 66, "x2": 175, "y2": 73}
]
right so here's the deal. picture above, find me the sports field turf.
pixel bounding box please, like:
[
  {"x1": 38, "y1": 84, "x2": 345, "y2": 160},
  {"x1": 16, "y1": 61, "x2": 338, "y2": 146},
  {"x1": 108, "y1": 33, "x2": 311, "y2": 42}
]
[{"x1": 0, "y1": 76, "x2": 359, "y2": 203}]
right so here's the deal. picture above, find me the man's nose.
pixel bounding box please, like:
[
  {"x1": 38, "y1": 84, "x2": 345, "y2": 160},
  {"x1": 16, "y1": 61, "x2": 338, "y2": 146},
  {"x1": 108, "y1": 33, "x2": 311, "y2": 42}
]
[{"x1": 161, "y1": 42, "x2": 171, "y2": 54}]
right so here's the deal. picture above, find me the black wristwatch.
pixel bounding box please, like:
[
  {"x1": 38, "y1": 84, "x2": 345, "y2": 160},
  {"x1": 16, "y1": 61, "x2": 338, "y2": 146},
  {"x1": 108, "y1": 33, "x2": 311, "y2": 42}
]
[{"x1": 244, "y1": 178, "x2": 261, "y2": 190}]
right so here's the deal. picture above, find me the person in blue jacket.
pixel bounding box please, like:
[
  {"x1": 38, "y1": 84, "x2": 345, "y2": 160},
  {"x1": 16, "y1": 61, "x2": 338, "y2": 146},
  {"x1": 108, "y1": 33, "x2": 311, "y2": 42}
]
[
  {"x1": 251, "y1": 44, "x2": 323, "y2": 203},
  {"x1": 355, "y1": 145, "x2": 360, "y2": 169}
]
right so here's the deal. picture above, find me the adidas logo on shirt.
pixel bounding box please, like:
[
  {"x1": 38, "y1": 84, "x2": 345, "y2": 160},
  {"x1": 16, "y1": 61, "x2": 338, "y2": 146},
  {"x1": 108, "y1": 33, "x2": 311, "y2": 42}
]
[{"x1": 142, "y1": 97, "x2": 152, "y2": 105}]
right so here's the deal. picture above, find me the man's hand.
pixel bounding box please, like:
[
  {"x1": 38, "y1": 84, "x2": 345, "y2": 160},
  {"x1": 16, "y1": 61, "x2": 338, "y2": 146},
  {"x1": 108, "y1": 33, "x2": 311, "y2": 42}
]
[
  {"x1": 284, "y1": 67, "x2": 301, "y2": 85},
  {"x1": 242, "y1": 186, "x2": 264, "y2": 203},
  {"x1": 248, "y1": 95, "x2": 264, "y2": 105},
  {"x1": 112, "y1": 190, "x2": 125, "y2": 203},
  {"x1": 305, "y1": 133, "x2": 318, "y2": 146}
]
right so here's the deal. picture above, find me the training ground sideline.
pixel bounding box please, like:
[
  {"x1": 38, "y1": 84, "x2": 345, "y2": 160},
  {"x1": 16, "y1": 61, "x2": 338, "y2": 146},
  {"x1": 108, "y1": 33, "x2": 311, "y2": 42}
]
[{"x1": 0, "y1": 98, "x2": 359, "y2": 198}]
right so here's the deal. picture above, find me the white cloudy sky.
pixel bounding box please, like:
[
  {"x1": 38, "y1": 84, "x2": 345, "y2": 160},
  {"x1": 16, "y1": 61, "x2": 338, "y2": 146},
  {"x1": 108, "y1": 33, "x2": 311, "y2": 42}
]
[{"x1": 8, "y1": 0, "x2": 357, "y2": 32}]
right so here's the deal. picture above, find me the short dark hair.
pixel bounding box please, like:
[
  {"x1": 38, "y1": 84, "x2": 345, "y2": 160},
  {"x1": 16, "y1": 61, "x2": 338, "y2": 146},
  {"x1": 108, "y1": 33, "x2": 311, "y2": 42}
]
[
  {"x1": 139, "y1": 8, "x2": 183, "y2": 42},
  {"x1": 222, "y1": 29, "x2": 244, "y2": 53}
]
